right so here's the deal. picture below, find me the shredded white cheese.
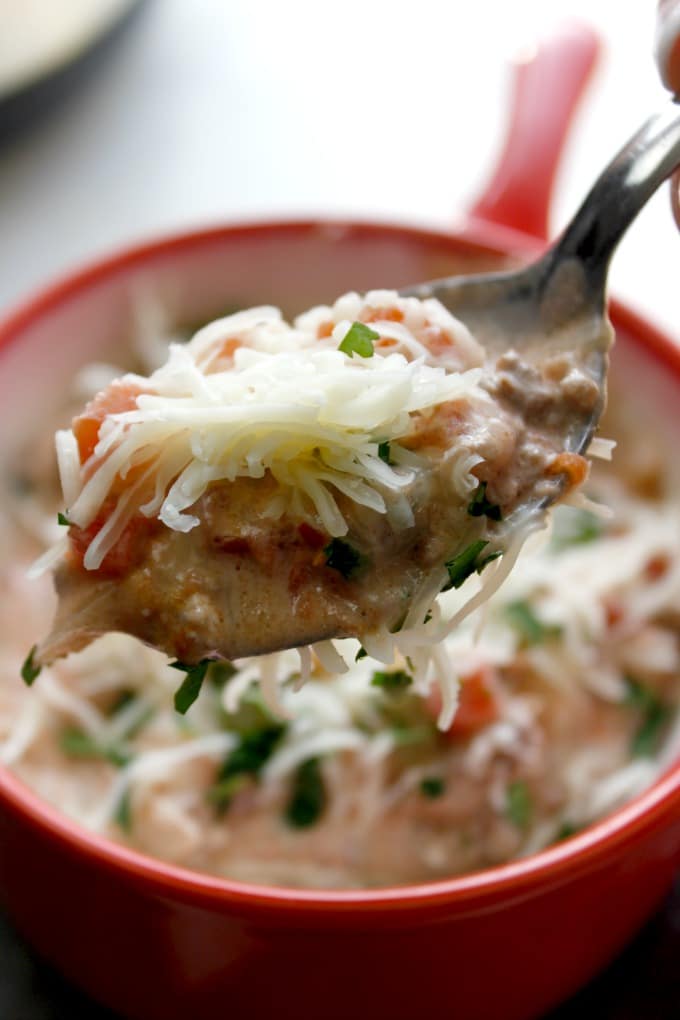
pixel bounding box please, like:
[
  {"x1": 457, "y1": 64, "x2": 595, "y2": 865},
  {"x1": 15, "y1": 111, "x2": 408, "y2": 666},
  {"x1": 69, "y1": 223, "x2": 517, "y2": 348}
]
[{"x1": 57, "y1": 291, "x2": 488, "y2": 571}]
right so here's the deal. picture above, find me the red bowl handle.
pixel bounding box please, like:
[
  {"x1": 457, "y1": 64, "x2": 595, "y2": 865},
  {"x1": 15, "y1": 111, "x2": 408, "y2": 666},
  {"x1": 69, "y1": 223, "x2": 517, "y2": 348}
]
[{"x1": 468, "y1": 21, "x2": 600, "y2": 242}]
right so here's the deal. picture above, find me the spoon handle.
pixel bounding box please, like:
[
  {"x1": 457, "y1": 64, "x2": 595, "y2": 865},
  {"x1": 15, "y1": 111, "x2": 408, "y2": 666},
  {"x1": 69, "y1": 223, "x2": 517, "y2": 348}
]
[
  {"x1": 469, "y1": 22, "x2": 599, "y2": 242},
  {"x1": 549, "y1": 99, "x2": 680, "y2": 300}
]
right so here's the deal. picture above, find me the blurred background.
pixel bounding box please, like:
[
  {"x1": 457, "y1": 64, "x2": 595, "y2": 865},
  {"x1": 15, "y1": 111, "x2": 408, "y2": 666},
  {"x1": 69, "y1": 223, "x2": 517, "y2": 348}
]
[
  {"x1": 0, "y1": 1, "x2": 678, "y2": 1017},
  {"x1": 0, "y1": 0, "x2": 678, "y2": 339}
]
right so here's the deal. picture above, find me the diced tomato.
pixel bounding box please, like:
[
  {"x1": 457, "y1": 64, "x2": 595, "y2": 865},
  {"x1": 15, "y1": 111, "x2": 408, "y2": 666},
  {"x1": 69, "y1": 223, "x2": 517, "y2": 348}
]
[
  {"x1": 644, "y1": 554, "x2": 670, "y2": 582},
  {"x1": 68, "y1": 503, "x2": 156, "y2": 578},
  {"x1": 316, "y1": 321, "x2": 335, "y2": 339},
  {"x1": 546, "y1": 452, "x2": 589, "y2": 488},
  {"x1": 361, "y1": 306, "x2": 404, "y2": 324},
  {"x1": 212, "y1": 536, "x2": 251, "y2": 555},
  {"x1": 420, "y1": 325, "x2": 453, "y2": 356},
  {"x1": 297, "y1": 522, "x2": 327, "y2": 549},
  {"x1": 215, "y1": 337, "x2": 242, "y2": 361},
  {"x1": 604, "y1": 598, "x2": 624, "y2": 629},
  {"x1": 402, "y1": 400, "x2": 464, "y2": 452},
  {"x1": 427, "y1": 666, "x2": 500, "y2": 738},
  {"x1": 73, "y1": 382, "x2": 145, "y2": 466}
]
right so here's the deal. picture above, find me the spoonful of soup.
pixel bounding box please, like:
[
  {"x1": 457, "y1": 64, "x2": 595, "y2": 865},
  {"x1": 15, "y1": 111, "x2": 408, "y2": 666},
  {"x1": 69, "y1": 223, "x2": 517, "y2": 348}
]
[{"x1": 25, "y1": 99, "x2": 680, "y2": 707}]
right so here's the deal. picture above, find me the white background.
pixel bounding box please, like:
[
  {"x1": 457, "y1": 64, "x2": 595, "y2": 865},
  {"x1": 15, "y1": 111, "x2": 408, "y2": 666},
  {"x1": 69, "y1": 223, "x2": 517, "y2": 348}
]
[{"x1": 0, "y1": 0, "x2": 678, "y2": 340}]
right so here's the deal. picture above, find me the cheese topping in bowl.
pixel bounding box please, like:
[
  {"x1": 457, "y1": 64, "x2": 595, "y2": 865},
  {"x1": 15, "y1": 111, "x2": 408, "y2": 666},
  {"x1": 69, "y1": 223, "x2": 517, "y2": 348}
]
[{"x1": 1, "y1": 372, "x2": 678, "y2": 887}]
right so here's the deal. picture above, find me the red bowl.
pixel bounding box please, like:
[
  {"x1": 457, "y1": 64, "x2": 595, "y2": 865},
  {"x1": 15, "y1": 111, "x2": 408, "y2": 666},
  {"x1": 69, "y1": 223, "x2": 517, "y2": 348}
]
[{"x1": 0, "y1": 24, "x2": 678, "y2": 1020}]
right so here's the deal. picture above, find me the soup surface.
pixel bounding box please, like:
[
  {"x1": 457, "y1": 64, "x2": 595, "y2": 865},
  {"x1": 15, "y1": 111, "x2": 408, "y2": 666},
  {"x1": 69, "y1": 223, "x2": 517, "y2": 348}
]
[{"x1": 0, "y1": 306, "x2": 678, "y2": 889}]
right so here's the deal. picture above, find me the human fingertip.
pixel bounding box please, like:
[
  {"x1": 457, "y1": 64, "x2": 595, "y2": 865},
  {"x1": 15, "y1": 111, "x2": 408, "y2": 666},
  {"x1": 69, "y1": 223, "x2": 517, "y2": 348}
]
[{"x1": 656, "y1": 1, "x2": 680, "y2": 92}]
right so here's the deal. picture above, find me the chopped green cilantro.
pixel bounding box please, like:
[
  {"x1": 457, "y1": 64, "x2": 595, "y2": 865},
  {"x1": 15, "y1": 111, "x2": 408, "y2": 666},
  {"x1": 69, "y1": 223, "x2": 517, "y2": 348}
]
[
  {"x1": 21, "y1": 646, "x2": 41, "y2": 687},
  {"x1": 60, "y1": 727, "x2": 132, "y2": 768},
  {"x1": 285, "y1": 757, "x2": 326, "y2": 828},
  {"x1": 371, "y1": 669, "x2": 413, "y2": 691},
  {"x1": 106, "y1": 692, "x2": 154, "y2": 740},
  {"x1": 209, "y1": 724, "x2": 286, "y2": 813},
  {"x1": 550, "y1": 506, "x2": 602, "y2": 552},
  {"x1": 207, "y1": 773, "x2": 252, "y2": 811},
  {"x1": 171, "y1": 659, "x2": 212, "y2": 714},
  {"x1": 504, "y1": 600, "x2": 562, "y2": 647},
  {"x1": 114, "y1": 789, "x2": 133, "y2": 833},
  {"x1": 420, "y1": 777, "x2": 445, "y2": 799},
  {"x1": 467, "y1": 481, "x2": 502, "y2": 522},
  {"x1": 208, "y1": 661, "x2": 238, "y2": 689},
  {"x1": 219, "y1": 725, "x2": 286, "y2": 779},
  {"x1": 506, "y1": 780, "x2": 532, "y2": 829},
  {"x1": 324, "y1": 538, "x2": 365, "y2": 579},
  {"x1": 624, "y1": 676, "x2": 671, "y2": 758},
  {"x1": 355, "y1": 647, "x2": 368, "y2": 662},
  {"x1": 476, "y1": 550, "x2": 502, "y2": 574},
  {"x1": 555, "y1": 820, "x2": 580, "y2": 842},
  {"x1": 378, "y1": 441, "x2": 393, "y2": 465},
  {"x1": 338, "y1": 321, "x2": 379, "y2": 358},
  {"x1": 218, "y1": 686, "x2": 278, "y2": 735},
  {"x1": 57, "y1": 512, "x2": 72, "y2": 526},
  {"x1": 442, "y1": 540, "x2": 489, "y2": 591},
  {"x1": 389, "y1": 725, "x2": 434, "y2": 747}
]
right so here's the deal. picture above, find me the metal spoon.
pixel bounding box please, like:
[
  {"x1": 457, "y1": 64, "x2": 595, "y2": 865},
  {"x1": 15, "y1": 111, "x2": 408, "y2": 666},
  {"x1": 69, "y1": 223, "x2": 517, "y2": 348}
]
[{"x1": 407, "y1": 98, "x2": 680, "y2": 467}]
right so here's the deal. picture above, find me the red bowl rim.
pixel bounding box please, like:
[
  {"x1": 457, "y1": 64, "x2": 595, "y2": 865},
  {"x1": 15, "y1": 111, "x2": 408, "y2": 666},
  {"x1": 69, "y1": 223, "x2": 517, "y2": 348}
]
[{"x1": 1, "y1": 215, "x2": 679, "y2": 921}]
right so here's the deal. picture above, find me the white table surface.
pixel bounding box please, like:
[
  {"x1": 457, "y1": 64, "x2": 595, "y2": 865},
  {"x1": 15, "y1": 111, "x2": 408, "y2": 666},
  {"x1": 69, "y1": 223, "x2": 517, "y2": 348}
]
[{"x1": 0, "y1": 0, "x2": 678, "y2": 342}]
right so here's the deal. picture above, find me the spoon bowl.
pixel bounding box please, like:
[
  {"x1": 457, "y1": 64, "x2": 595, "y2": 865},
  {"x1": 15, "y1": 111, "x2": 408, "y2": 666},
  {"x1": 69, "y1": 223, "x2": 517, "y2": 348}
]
[{"x1": 409, "y1": 100, "x2": 680, "y2": 466}]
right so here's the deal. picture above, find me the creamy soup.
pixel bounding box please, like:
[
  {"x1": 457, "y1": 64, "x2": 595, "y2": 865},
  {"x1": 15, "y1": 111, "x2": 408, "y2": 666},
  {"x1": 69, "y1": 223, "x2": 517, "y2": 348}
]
[{"x1": 0, "y1": 304, "x2": 677, "y2": 888}]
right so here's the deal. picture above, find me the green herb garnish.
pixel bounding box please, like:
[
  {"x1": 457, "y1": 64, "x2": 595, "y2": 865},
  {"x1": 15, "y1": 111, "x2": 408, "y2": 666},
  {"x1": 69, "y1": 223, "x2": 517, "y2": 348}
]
[
  {"x1": 555, "y1": 820, "x2": 580, "y2": 842},
  {"x1": 207, "y1": 773, "x2": 252, "y2": 810},
  {"x1": 114, "y1": 789, "x2": 133, "y2": 833},
  {"x1": 324, "y1": 538, "x2": 365, "y2": 579},
  {"x1": 420, "y1": 777, "x2": 445, "y2": 799},
  {"x1": 60, "y1": 727, "x2": 132, "y2": 768},
  {"x1": 106, "y1": 692, "x2": 154, "y2": 740},
  {"x1": 476, "y1": 550, "x2": 502, "y2": 574},
  {"x1": 220, "y1": 726, "x2": 286, "y2": 779},
  {"x1": 21, "y1": 646, "x2": 41, "y2": 686},
  {"x1": 371, "y1": 669, "x2": 413, "y2": 691},
  {"x1": 338, "y1": 321, "x2": 379, "y2": 358},
  {"x1": 57, "y1": 512, "x2": 72, "y2": 526},
  {"x1": 504, "y1": 600, "x2": 562, "y2": 647},
  {"x1": 625, "y1": 676, "x2": 671, "y2": 758},
  {"x1": 467, "y1": 481, "x2": 502, "y2": 521},
  {"x1": 550, "y1": 506, "x2": 602, "y2": 552},
  {"x1": 171, "y1": 659, "x2": 212, "y2": 714},
  {"x1": 355, "y1": 647, "x2": 368, "y2": 661},
  {"x1": 389, "y1": 725, "x2": 434, "y2": 747},
  {"x1": 209, "y1": 724, "x2": 286, "y2": 813},
  {"x1": 506, "y1": 780, "x2": 532, "y2": 829},
  {"x1": 218, "y1": 685, "x2": 277, "y2": 735},
  {"x1": 285, "y1": 757, "x2": 326, "y2": 828},
  {"x1": 378, "y1": 441, "x2": 393, "y2": 464},
  {"x1": 442, "y1": 540, "x2": 489, "y2": 591},
  {"x1": 208, "y1": 661, "x2": 238, "y2": 689}
]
